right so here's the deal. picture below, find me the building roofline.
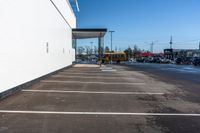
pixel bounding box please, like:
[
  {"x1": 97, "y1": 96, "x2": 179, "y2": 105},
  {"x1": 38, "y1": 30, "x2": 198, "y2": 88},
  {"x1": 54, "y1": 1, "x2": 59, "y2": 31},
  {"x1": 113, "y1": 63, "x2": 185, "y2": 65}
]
[
  {"x1": 66, "y1": 0, "x2": 76, "y2": 17},
  {"x1": 72, "y1": 28, "x2": 107, "y2": 39},
  {"x1": 72, "y1": 28, "x2": 107, "y2": 32}
]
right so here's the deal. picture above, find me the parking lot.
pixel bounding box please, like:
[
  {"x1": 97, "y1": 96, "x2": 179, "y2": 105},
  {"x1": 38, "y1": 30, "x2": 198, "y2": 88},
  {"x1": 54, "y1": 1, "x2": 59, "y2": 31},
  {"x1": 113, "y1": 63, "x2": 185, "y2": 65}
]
[{"x1": 1, "y1": 64, "x2": 200, "y2": 133}]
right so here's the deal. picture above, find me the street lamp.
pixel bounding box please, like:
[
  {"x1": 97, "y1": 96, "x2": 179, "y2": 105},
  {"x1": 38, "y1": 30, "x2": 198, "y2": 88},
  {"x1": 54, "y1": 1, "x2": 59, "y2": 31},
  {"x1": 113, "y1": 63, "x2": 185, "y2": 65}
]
[{"x1": 109, "y1": 30, "x2": 115, "y2": 64}]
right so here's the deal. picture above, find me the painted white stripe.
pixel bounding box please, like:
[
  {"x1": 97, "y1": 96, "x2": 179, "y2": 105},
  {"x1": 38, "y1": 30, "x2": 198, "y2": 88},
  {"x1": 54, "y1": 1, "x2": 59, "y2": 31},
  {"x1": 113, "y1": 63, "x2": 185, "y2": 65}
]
[
  {"x1": 64, "y1": 70, "x2": 102, "y2": 73},
  {"x1": 100, "y1": 67, "x2": 113, "y2": 70},
  {"x1": 0, "y1": 110, "x2": 200, "y2": 116},
  {"x1": 101, "y1": 69, "x2": 117, "y2": 72},
  {"x1": 41, "y1": 80, "x2": 146, "y2": 85},
  {"x1": 59, "y1": 72, "x2": 124, "y2": 75},
  {"x1": 52, "y1": 75, "x2": 137, "y2": 80},
  {"x1": 22, "y1": 90, "x2": 164, "y2": 95}
]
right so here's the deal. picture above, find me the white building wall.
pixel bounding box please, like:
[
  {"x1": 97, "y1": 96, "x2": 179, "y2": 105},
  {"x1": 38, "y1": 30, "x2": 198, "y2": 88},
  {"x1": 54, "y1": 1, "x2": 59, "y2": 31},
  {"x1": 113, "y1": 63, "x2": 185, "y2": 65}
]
[{"x1": 0, "y1": 0, "x2": 76, "y2": 93}]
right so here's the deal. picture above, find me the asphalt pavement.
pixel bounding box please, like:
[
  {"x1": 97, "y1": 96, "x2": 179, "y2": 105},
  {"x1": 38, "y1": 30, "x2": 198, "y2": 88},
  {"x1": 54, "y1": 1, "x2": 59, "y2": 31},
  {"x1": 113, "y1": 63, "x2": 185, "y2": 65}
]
[
  {"x1": 125, "y1": 62, "x2": 200, "y2": 102},
  {"x1": 0, "y1": 63, "x2": 200, "y2": 133}
]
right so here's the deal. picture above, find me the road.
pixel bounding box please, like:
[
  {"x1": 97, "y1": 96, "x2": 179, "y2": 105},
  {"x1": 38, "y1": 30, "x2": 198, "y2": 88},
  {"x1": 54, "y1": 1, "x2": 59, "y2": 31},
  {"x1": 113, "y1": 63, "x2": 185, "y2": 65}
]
[{"x1": 0, "y1": 63, "x2": 200, "y2": 133}]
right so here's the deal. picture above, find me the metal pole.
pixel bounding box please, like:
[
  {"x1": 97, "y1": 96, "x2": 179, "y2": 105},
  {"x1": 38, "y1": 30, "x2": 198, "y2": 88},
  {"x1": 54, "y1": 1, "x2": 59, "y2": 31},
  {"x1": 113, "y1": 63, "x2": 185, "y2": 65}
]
[
  {"x1": 109, "y1": 31, "x2": 115, "y2": 64},
  {"x1": 150, "y1": 41, "x2": 154, "y2": 53},
  {"x1": 199, "y1": 42, "x2": 200, "y2": 50},
  {"x1": 170, "y1": 36, "x2": 173, "y2": 49}
]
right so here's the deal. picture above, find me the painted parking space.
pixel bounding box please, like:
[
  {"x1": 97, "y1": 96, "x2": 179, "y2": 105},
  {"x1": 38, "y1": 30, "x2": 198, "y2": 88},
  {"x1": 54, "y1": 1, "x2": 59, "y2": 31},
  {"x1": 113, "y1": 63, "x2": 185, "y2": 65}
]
[
  {"x1": 0, "y1": 90, "x2": 166, "y2": 112},
  {"x1": 1, "y1": 64, "x2": 200, "y2": 133}
]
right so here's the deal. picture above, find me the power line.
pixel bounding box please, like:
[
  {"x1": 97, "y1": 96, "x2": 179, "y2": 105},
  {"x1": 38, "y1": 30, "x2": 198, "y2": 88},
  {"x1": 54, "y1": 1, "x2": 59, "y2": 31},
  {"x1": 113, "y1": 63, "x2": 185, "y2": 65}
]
[
  {"x1": 106, "y1": 37, "x2": 200, "y2": 44},
  {"x1": 174, "y1": 39, "x2": 200, "y2": 44}
]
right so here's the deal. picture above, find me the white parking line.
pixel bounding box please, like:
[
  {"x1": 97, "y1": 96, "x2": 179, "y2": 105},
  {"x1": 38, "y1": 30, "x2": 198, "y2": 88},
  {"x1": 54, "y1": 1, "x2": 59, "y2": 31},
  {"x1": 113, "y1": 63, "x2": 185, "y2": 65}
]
[
  {"x1": 59, "y1": 72, "x2": 120, "y2": 75},
  {"x1": 41, "y1": 80, "x2": 146, "y2": 85},
  {"x1": 100, "y1": 67, "x2": 113, "y2": 70},
  {"x1": 22, "y1": 90, "x2": 164, "y2": 95},
  {"x1": 63, "y1": 70, "x2": 102, "y2": 73},
  {"x1": 0, "y1": 110, "x2": 200, "y2": 116},
  {"x1": 101, "y1": 69, "x2": 117, "y2": 72},
  {"x1": 52, "y1": 75, "x2": 138, "y2": 80}
]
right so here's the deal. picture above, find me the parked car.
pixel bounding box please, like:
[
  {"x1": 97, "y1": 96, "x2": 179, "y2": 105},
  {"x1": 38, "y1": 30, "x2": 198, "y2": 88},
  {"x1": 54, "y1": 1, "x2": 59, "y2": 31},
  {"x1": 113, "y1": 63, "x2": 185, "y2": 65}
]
[
  {"x1": 136, "y1": 58, "x2": 145, "y2": 63},
  {"x1": 160, "y1": 58, "x2": 172, "y2": 64},
  {"x1": 175, "y1": 57, "x2": 183, "y2": 64},
  {"x1": 153, "y1": 57, "x2": 162, "y2": 63},
  {"x1": 129, "y1": 58, "x2": 136, "y2": 63},
  {"x1": 182, "y1": 57, "x2": 192, "y2": 64},
  {"x1": 192, "y1": 57, "x2": 200, "y2": 66},
  {"x1": 146, "y1": 57, "x2": 154, "y2": 63}
]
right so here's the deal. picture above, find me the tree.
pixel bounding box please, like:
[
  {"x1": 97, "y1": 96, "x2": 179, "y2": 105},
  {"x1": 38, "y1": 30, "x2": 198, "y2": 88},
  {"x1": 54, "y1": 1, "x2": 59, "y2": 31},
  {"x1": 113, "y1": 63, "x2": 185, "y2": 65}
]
[
  {"x1": 115, "y1": 46, "x2": 118, "y2": 52},
  {"x1": 85, "y1": 46, "x2": 91, "y2": 55},
  {"x1": 94, "y1": 46, "x2": 98, "y2": 55},
  {"x1": 78, "y1": 46, "x2": 85, "y2": 55},
  {"x1": 124, "y1": 47, "x2": 133, "y2": 59},
  {"x1": 132, "y1": 45, "x2": 141, "y2": 58},
  {"x1": 105, "y1": 46, "x2": 110, "y2": 53},
  {"x1": 133, "y1": 45, "x2": 139, "y2": 52}
]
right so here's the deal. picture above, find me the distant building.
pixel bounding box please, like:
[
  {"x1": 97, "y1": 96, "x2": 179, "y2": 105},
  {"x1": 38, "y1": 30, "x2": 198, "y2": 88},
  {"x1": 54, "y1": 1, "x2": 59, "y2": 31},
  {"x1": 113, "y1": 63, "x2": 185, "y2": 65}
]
[{"x1": 164, "y1": 48, "x2": 200, "y2": 60}]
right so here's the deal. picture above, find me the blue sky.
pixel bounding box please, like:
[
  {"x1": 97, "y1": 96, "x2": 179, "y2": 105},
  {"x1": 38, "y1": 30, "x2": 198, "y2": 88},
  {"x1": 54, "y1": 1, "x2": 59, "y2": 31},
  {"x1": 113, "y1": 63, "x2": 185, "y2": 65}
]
[{"x1": 74, "y1": 0, "x2": 200, "y2": 53}]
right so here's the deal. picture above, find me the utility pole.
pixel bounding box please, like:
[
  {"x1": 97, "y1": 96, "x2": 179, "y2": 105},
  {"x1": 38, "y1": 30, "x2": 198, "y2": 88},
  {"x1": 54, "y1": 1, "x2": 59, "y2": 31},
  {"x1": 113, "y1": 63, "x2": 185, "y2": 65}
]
[
  {"x1": 150, "y1": 41, "x2": 154, "y2": 53},
  {"x1": 170, "y1": 36, "x2": 173, "y2": 49},
  {"x1": 109, "y1": 30, "x2": 115, "y2": 64},
  {"x1": 199, "y1": 42, "x2": 200, "y2": 50}
]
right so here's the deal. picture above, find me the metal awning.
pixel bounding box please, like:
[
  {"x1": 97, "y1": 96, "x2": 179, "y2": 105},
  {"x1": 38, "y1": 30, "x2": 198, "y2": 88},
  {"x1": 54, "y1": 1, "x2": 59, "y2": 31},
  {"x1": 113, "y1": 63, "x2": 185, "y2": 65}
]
[{"x1": 72, "y1": 28, "x2": 107, "y2": 39}]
